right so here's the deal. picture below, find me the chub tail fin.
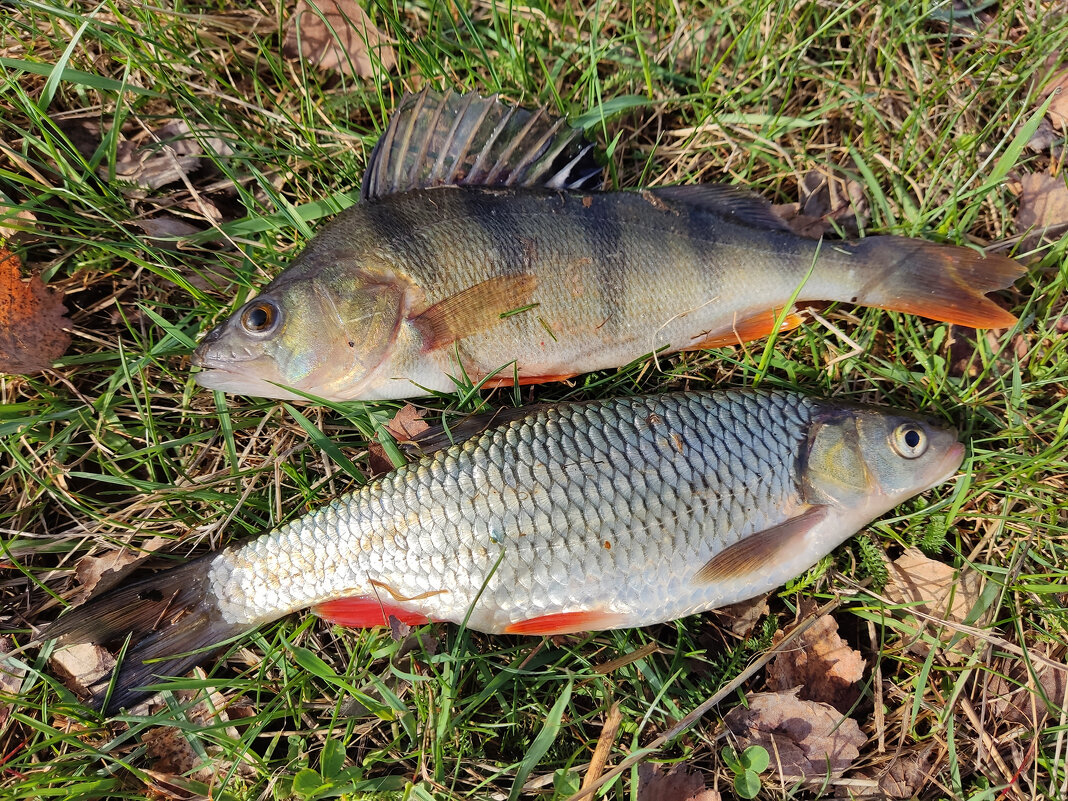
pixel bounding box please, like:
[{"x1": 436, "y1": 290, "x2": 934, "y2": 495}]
[
  {"x1": 847, "y1": 236, "x2": 1022, "y2": 328},
  {"x1": 39, "y1": 557, "x2": 247, "y2": 714}
]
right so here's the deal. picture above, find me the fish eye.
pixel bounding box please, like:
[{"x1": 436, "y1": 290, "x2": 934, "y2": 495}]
[
  {"x1": 241, "y1": 300, "x2": 280, "y2": 336},
  {"x1": 890, "y1": 423, "x2": 928, "y2": 459}
]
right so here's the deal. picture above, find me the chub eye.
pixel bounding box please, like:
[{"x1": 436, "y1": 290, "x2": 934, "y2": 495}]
[
  {"x1": 241, "y1": 300, "x2": 279, "y2": 335},
  {"x1": 891, "y1": 423, "x2": 928, "y2": 459}
]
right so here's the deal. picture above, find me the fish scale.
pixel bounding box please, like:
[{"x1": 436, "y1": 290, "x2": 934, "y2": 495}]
[
  {"x1": 44, "y1": 387, "x2": 963, "y2": 712},
  {"x1": 206, "y1": 391, "x2": 813, "y2": 632}
]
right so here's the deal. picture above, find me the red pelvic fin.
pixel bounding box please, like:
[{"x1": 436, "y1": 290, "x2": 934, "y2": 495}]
[
  {"x1": 480, "y1": 372, "x2": 580, "y2": 389},
  {"x1": 688, "y1": 309, "x2": 805, "y2": 350},
  {"x1": 503, "y1": 609, "x2": 626, "y2": 636},
  {"x1": 313, "y1": 596, "x2": 432, "y2": 628}
]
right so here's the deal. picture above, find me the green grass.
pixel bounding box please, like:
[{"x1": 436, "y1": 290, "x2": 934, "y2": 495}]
[{"x1": 2, "y1": 0, "x2": 1068, "y2": 798}]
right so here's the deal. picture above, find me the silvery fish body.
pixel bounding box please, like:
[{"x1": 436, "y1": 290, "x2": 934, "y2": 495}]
[{"x1": 45, "y1": 389, "x2": 963, "y2": 711}]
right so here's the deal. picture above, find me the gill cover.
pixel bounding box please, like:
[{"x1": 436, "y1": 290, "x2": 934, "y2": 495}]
[
  {"x1": 193, "y1": 269, "x2": 409, "y2": 400},
  {"x1": 801, "y1": 407, "x2": 964, "y2": 507}
]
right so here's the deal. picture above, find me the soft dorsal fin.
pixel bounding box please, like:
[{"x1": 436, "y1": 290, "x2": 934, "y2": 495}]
[
  {"x1": 403, "y1": 404, "x2": 552, "y2": 457},
  {"x1": 361, "y1": 88, "x2": 603, "y2": 201},
  {"x1": 649, "y1": 184, "x2": 793, "y2": 232}
]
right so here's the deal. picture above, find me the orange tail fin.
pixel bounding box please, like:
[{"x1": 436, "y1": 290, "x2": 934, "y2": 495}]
[{"x1": 848, "y1": 236, "x2": 1022, "y2": 328}]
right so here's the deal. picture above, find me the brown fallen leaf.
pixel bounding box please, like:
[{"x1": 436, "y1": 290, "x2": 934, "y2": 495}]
[
  {"x1": 1015, "y1": 172, "x2": 1068, "y2": 245},
  {"x1": 0, "y1": 637, "x2": 26, "y2": 729},
  {"x1": 983, "y1": 651, "x2": 1068, "y2": 726},
  {"x1": 766, "y1": 614, "x2": 865, "y2": 712},
  {"x1": 0, "y1": 203, "x2": 36, "y2": 242},
  {"x1": 106, "y1": 120, "x2": 234, "y2": 197},
  {"x1": 49, "y1": 642, "x2": 115, "y2": 697},
  {"x1": 386, "y1": 403, "x2": 430, "y2": 442},
  {"x1": 369, "y1": 403, "x2": 430, "y2": 472},
  {"x1": 857, "y1": 742, "x2": 937, "y2": 799},
  {"x1": 143, "y1": 727, "x2": 201, "y2": 775},
  {"x1": 283, "y1": 0, "x2": 396, "y2": 78},
  {"x1": 723, "y1": 688, "x2": 866, "y2": 778},
  {"x1": 714, "y1": 593, "x2": 770, "y2": 639},
  {"x1": 69, "y1": 537, "x2": 171, "y2": 605},
  {"x1": 771, "y1": 169, "x2": 869, "y2": 239},
  {"x1": 0, "y1": 247, "x2": 71, "y2": 374},
  {"x1": 883, "y1": 547, "x2": 984, "y2": 663},
  {"x1": 1040, "y1": 60, "x2": 1068, "y2": 129},
  {"x1": 637, "y1": 762, "x2": 721, "y2": 801}
]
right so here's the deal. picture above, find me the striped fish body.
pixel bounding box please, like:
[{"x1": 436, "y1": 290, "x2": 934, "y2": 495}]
[
  {"x1": 191, "y1": 92, "x2": 1021, "y2": 402},
  {"x1": 44, "y1": 390, "x2": 962, "y2": 710}
]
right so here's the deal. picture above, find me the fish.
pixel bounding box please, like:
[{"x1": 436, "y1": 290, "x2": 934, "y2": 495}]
[
  {"x1": 42, "y1": 389, "x2": 964, "y2": 712},
  {"x1": 191, "y1": 89, "x2": 1024, "y2": 402}
]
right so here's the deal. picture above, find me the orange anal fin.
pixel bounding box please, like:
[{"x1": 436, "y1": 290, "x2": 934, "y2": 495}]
[
  {"x1": 314, "y1": 597, "x2": 432, "y2": 628},
  {"x1": 480, "y1": 372, "x2": 579, "y2": 389},
  {"x1": 413, "y1": 274, "x2": 537, "y2": 351},
  {"x1": 688, "y1": 309, "x2": 805, "y2": 350},
  {"x1": 696, "y1": 505, "x2": 829, "y2": 583},
  {"x1": 503, "y1": 609, "x2": 627, "y2": 636}
]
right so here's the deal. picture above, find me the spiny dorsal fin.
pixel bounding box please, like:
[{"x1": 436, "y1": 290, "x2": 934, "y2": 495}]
[
  {"x1": 695, "y1": 505, "x2": 829, "y2": 583},
  {"x1": 650, "y1": 184, "x2": 793, "y2": 232},
  {"x1": 361, "y1": 88, "x2": 603, "y2": 201}
]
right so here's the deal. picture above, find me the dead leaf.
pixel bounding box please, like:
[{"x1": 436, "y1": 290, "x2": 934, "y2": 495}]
[
  {"x1": 385, "y1": 403, "x2": 430, "y2": 442},
  {"x1": 1015, "y1": 172, "x2": 1068, "y2": 245},
  {"x1": 0, "y1": 247, "x2": 71, "y2": 374},
  {"x1": 772, "y1": 170, "x2": 869, "y2": 238},
  {"x1": 1040, "y1": 63, "x2": 1068, "y2": 129},
  {"x1": 714, "y1": 593, "x2": 770, "y2": 639},
  {"x1": 0, "y1": 638, "x2": 26, "y2": 729},
  {"x1": 858, "y1": 742, "x2": 937, "y2": 799},
  {"x1": 49, "y1": 642, "x2": 115, "y2": 697},
  {"x1": 984, "y1": 652, "x2": 1068, "y2": 726},
  {"x1": 131, "y1": 216, "x2": 203, "y2": 245},
  {"x1": 106, "y1": 120, "x2": 233, "y2": 197},
  {"x1": 369, "y1": 404, "x2": 430, "y2": 472},
  {"x1": 723, "y1": 689, "x2": 866, "y2": 778},
  {"x1": 766, "y1": 614, "x2": 865, "y2": 712},
  {"x1": 143, "y1": 727, "x2": 200, "y2": 775},
  {"x1": 69, "y1": 537, "x2": 170, "y2": 605},
  {"x1": 0, "y1": 205, "x2": 36, "y2": 242},
  {"x1": 283, "y1": 0, "x2": 396, "y2": 78},
  {"x1": 637, "y1": 762, "x2": 721, "y2": 801},
  {"x1": 884, "y1": 547, "x2": 984, "y2": 662}
]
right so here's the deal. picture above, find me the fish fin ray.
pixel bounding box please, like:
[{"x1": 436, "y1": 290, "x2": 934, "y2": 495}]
[
  {"x1": 39, "y1": 557, "x2": 246, "y2": 713},
  {"x1": 845, "y1": 236, "x2": 1022, "y2": 327},
  {"x1": 503, "y1": 609, "x2": 627, "y2": 635},
  {"x1": 479, "y1": 371, "x2": 580, "y2": 388},
  {"x1": 696, "y1": 506, "x2": 830, "y2": 584},
  {"x1": 403, "y1": 404, "x2": 553, "y2": 457},
  {"x1": 649, "y1": 184, "x2": 793, "y2": 231},
  {"x1": 412, "y1": 274, "x2": 538, "y2": 349},
  {"x1": 314, "y1": 596, "x2": 431, "y2": 628},
  {"x1": 688, "y1": 309, "x2": 805, "y2": 349},
  {"x1": 361, "y1": 89, "x2": 603, "y2": 201}
]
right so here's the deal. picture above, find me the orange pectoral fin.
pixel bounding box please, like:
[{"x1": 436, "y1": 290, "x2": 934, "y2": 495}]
[
  {"x1": 480, "y1": 372, "x2": 579, "y2": 389},
  {"x1": 412, "y1": 274, "x2": 538, "y2": 351},
  {"x1": 313, "y1": 597, "x2": 432, "y2": 628},
  {"x1": 503, "y1": 609, "x2": 628, "y2": 636},
  {"x1": 688, "y1": 309, "x2": 805, "y2": 350},
  {"x1": 696, "y1": 506, "x2": 829, "y2": 584}
]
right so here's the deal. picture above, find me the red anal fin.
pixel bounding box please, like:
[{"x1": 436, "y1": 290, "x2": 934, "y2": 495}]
[
  {"x1": 503, "y1": 609, "x2": 627, "y2": 636},
  {"x1": 314, "y1": 596, "x2": 431, "y2": 628},
  {"x1": 688, "y1": 309, "x2": 805, "y2": 350},
  {"x1": 480, "y1": 372, "x2": 579, "y2": 389}
]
